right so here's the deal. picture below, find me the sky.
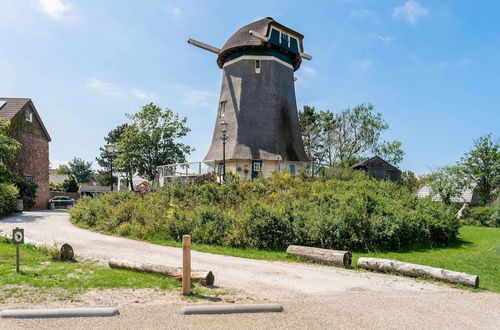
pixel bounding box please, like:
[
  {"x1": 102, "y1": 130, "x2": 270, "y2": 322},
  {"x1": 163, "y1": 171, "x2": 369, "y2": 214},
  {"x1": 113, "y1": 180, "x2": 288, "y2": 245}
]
[{"x1": 0, "y1": 0, "x2": 499, "y2": 174}]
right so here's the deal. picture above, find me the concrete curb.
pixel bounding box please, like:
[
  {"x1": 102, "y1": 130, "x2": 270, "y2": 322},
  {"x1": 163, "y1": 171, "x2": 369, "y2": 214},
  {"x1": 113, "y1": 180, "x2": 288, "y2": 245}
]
[
  {"x1": 181, "y1": 304, "x2": 283, "y2": 315},
  {"x1": 0, "y1": 308, "x2": 120, "y2": 319}
]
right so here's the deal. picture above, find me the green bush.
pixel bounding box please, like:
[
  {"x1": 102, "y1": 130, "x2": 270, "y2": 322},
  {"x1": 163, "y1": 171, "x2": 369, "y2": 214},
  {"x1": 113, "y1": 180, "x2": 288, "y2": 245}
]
[
  {"x1": 70, "y1": 172, "x2": 460, "y2": 252},
  {"x1": 0, "y1": 183, "x2": 18, "y2": 216}
]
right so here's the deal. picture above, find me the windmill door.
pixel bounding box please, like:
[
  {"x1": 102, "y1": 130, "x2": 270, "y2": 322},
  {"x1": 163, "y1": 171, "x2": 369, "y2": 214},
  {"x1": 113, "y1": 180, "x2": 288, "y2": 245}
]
[{"x1": 251, "y1": 160, "x2": 263, "y2": 179}]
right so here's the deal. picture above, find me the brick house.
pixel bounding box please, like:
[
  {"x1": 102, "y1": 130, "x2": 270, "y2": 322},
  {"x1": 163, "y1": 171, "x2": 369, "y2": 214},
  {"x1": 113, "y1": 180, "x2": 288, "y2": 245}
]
[{"x1": 0, "y1": 98, "x2": 51, "y2": 209}]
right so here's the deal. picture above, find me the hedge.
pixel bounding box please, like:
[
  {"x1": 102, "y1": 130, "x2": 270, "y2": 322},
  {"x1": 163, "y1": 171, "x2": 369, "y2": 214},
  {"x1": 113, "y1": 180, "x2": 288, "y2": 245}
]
[{"x1": 70, "y1": 172, "x2": 460, "y2": 251}]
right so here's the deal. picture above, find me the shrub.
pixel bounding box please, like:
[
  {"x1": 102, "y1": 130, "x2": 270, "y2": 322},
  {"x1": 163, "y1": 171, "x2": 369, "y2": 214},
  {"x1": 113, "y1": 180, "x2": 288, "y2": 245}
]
[
  {"x1": 70, "y1": 172, "x2": 460, "y2": 251},
  {"x1": 0, "y1": 183, "x2": 18, "y2": 216},
  {"x1": 16, "y1": 180, "x2": 38, "y2": 209}
]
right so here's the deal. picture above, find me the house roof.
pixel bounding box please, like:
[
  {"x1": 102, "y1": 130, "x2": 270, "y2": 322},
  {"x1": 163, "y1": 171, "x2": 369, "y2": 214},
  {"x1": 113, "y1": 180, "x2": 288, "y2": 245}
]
[
  {"x1": 415, "y1": 185, "x2": 478, "y2": 203},
  {"x1": 0, "y1": 97, "x2": 51, "y2": 141},
  {"x1": 351, "y1": 156, "x2": 400, "y2": 171},
  {"x1": 49, "y1": 174, "x2": 69, "y2": 184},
  {"x1": 79, "y1": 185, "x2": 111, "y2": 193}
]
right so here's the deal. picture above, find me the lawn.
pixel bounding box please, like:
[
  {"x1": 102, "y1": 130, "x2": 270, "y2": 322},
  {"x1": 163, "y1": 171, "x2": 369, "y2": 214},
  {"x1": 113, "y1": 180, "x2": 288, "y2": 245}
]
[
  {"x1": 0, "y1": 238, "x2": 185, "y2": 302},
  {"x1": 150, "y1": 226, "x2": 500, "y2": 292}
]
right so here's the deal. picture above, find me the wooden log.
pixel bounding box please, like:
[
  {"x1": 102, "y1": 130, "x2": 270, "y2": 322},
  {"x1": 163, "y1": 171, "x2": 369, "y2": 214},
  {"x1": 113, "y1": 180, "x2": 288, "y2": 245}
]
[
  {"x1": 356, "y1": 257, "x2": 479, "y2": 288},
  {"x1": 0, "y1": 232, "x2": 74, "y2": 260},
  {"x1": 109, "y1": 259, "x2": 214, "y2": 286},
  {"x1": 286, "y1": 245, "x2": 352, "y2": 266}
]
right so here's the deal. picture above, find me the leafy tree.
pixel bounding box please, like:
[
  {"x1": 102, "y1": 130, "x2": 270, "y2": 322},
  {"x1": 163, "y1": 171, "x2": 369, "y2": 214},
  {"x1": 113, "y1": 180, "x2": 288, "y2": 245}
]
[
  {"x1": 0, "y1": 120, "x2": 20, "y2": 183},
  {"x1": 299, "y1": 104, "x2": 404, "y2": 167},
  {"x1": 62, "y1": 176, "x2": 79, "y2": 193},
  {"x1": 49, "y1": 182, "x2": 63, "y2": 191},
  {"x1": 17, "y1": 180, "x2": 38, "y2": 209},
  {"x1": 459, "y1": 134, "x2": 500, "y2": 205},
  {"x1": 116, "y1": 103, "x2": 193, "y2": 181},
  {"x1": 400, "y1": 170, "x2": 419, "y2": 192},
  {"x1": 298, "y1": 105, "x2": 322, "y2": 162},
  {"x1": 96, "y1": 124, "x2": 132, "y2": 190},
  {"x1": 427, "y1": 166, "x2": 467, "y2": 205},
  {"x1": 68, "y1": 157, "x2": 94, "y2": 183},
  {"x1": 55, "y1": 164, "x2": 71, "y2": 175}
]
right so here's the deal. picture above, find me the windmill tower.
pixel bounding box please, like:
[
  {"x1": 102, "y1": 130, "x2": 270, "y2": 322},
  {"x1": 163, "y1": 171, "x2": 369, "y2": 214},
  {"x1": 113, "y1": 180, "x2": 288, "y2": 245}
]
[{"x1": 188, "y1": 17, "x2": 312, "y2": 179}]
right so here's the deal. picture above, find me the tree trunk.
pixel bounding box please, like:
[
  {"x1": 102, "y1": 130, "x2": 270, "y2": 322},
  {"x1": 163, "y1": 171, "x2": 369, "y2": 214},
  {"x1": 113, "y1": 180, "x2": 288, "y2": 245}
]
[
  {"x1": 286, "y1": 245, "x2": 352, "y2": 266},
  {"x1": 108, "y1": 259, "x2": 214, "y2": 285},
  {"x1": 356, "y1": 257, "x2": 479, "y2": 288}
]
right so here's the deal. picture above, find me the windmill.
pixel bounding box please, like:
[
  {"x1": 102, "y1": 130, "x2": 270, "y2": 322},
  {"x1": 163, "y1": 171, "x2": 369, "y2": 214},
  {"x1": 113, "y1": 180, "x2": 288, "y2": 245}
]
[{"x1": 188, "y1": 17, "x2": 312, "y2": 180}]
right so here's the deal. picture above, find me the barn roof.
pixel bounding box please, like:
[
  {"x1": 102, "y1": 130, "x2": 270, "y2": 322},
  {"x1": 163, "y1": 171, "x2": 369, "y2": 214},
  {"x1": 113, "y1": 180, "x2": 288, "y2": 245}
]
[
  {"x1": 351, "y1": 156, "x2": 400, "y2": 171},
  {"x1": 0, "y1": 97, "x2": 51, "y2": 141}
]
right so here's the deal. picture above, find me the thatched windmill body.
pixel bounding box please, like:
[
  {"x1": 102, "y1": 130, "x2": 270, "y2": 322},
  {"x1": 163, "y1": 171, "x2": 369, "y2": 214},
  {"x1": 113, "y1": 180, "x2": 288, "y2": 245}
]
[{"x1": 188, "y1": 17, "x2": 312, "y2": 179}]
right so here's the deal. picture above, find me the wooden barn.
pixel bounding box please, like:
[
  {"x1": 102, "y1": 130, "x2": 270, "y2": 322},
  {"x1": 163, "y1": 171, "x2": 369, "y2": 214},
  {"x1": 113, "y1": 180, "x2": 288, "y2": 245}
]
[{"x1": 351, "y1": 156, "x2": 401, "y2": 182}]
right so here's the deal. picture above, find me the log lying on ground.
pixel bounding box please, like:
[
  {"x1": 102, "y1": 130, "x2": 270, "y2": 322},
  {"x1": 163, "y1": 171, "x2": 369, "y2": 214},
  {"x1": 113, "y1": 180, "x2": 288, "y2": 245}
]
[
  {"x1": 286, "y1": 245, "x2": 352, "y2": 267},
  {"x1": 0, "y1": 232, "x2": 74, "y2": 261},
  {"x1": 356, "y1": 257, "x2": 479, "y2": 288},
  {"x1": 109, "y1": 259, "x2": 214, "y2": 285}
]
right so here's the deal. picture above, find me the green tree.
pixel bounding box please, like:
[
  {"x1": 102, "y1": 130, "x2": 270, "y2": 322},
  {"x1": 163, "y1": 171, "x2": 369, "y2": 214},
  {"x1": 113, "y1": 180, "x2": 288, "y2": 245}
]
[
  {"x1": 62, "y1": 176, "x2": 79, "y2": 193},
  {"x1": 298, "y1": 105, "x2": 322, "y2": 162},
  {"x1": 116, "y1": 103, "x2": 193, "y2": 181},
  {"x1": 96, "y1": 124, "x2": 133, "y2": 190},
  {"x1": 400, "y1": 170, "x2": 419, "y2": 192},
  {"x1": 459, "y1": 134, "x2": 500, "y2": 205},
  {"x1": 299, "y1": 104, "x2": 404, "y2": 166},
  {"x1": 55, "y1": 164, "x2": 71, "y2": 175},
  {"x1": 0, "y1": 120, "x2": 20, "y2": 183},
  {"x1": 68, "y1": 158, "x2": 94, "y2": 183},
  {"x1": 427, "y1": 166, "x2": 467, "y2": 205}
]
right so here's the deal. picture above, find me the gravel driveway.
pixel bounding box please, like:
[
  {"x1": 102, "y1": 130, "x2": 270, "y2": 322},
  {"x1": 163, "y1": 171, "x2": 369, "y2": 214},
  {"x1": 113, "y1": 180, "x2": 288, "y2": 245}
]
[
  {"x1": 1, "y1": 211, "x2": 500, "y2": 329},
  {"x1": 0, "y1": 210, "x2": 459, "y2": 298}
]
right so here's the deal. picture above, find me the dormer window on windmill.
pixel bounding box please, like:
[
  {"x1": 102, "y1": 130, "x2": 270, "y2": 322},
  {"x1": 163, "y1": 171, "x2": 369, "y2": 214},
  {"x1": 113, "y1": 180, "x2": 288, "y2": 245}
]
[
  {"x1": 25, "y1": 111, "x2": 33, "y2": 123},
  {"x1": 280, "y1": 31, "x2": 290, "y2": 48}
]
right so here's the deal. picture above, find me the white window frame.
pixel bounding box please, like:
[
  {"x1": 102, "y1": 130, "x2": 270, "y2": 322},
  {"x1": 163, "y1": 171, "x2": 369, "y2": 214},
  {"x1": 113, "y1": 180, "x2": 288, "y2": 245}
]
[
  {"x1": 219, "y1": 101, "x2": 227, "y2": 118},
  {"x1": 25, "y1": 111, "x2": 33, "y2": 123}
]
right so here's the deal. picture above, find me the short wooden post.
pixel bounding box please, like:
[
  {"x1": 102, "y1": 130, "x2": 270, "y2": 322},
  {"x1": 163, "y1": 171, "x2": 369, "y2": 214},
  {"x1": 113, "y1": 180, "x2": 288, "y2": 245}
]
[
  {"x1": 15, "y1": 244, "x2": 20, "y2": 274},
  {"x1": 182, "y1": 235, "x2": 191, "y2": 295}
]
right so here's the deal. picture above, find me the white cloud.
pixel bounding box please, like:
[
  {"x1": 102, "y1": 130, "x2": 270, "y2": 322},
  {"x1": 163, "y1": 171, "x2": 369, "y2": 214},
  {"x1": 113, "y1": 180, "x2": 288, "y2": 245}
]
[
  {"x1": 393, "y1": 1, "x2": 429, "y2": 25},
  {"x1": 301, "y1": 66, "x2": 317, "y2": 76},
  {"x1": 352, "y1": 59, "x2": 372, "y2": 71},
  {"x1": 183, "y1": 89, "x2": 218, "y2": 108},
  {"x1": 38, "y1": 0, "x2": 72, "y2": 19},
  {"x1": 349, "y1": 9, "x2": 380, "y2": 23},
  {"x1": 376, "y1": 34, "x2": 395, "y2": 43},
  {"x1": 457, "y1": 58, "x2": 472, "y2": 67},
  {"x1": 130, "y1": 88, "x2": 157, "y2": 101},
  {"x1": 167, "y1": 7, "x2": 182, "y2": 17},
  {"x1": 87, "y1": 78, "x2": 124, "y2": 98}
]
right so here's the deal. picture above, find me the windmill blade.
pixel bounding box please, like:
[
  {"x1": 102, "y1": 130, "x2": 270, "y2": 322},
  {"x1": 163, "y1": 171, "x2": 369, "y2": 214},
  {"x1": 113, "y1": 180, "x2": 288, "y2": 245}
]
[{"x1": 187, "y1": 39, "x2": 221, "y2": 54}]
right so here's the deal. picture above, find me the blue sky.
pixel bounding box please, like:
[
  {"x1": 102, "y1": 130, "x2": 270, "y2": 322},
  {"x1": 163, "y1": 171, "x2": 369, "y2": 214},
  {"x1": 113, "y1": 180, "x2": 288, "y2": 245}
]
[{"x1": 1, "y1": 0, "x2": 498, "y2": 174}]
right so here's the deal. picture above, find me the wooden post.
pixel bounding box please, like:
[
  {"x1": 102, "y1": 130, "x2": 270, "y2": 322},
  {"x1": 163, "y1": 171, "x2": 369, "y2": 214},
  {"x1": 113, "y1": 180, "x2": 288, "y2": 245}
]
[
  {"x1": 182, "y1": 235, "x2": 191, "y2": 295},
  {"x1": 15, "y1": 244, "x2": 20, "y2": 274}
]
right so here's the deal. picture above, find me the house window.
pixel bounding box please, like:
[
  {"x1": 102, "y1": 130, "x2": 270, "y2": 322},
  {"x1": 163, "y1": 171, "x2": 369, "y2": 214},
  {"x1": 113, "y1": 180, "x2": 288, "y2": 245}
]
[
  {"x1": 289, "y1": 164, "x2": 296, "y2": 176},
  {"x1": 25, "y1": 111, "x2": 33, "y2": 122},
  {"x1": 219, "y1": 101, "x2": 226, "y2": 118},
  {"x1": 255, "y1": 60, "x2": 261, "y2": 74},
  {"x1": 253, "y1": 162, "x2": 261, "y2": 171}
]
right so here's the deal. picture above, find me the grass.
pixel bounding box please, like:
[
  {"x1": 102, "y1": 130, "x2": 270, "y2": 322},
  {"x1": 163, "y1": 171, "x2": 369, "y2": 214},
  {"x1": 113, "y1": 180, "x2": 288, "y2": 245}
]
[
  {"x1": 147, "y1": 226, "x2": 499, "y2": 292},
  {"x1": 0, "y1": 237, "x2": 213, "y2": 302}
]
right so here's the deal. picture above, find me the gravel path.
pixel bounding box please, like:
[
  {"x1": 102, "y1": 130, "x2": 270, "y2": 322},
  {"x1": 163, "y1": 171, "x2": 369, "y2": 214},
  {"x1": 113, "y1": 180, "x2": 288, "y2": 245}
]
[
  {"x1": 1, "y1": 211, "x2": 500, "y2": 329},
  {"x1": 0, "y1": 211, "x2": 453, "y2": 299}
]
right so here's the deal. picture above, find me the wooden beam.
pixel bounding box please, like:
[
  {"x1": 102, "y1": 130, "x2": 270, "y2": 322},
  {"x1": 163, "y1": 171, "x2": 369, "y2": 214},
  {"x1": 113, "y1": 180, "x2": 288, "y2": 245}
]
[{"x1": 187, "y1": 39, "x2": 220, "y2": 54}]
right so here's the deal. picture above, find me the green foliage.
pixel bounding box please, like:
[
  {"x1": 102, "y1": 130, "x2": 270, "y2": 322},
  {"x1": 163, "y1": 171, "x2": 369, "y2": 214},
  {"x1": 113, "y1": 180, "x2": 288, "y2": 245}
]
[
  {"x1": 400, "y1": 170, "x2": 419, "y2": 192},
  {"x1": 116, "y1": 103, "x2": 193, "y2": 181},
  {"x1": 62, "y1": 176, "x2": 79, "y2": 192},
  {"x1": 16, "y1": 180, "x2": 38, "y2": 209},
  {"x1": 68, "y1": 157, "x2": 94, "y2": 183},
  {"x1": 459, "y1": 134, "x2": 500, "y2": 205},
  {"x1": 427, "y1": 166, "x2": 467, "y2": 205},
  {"x1": 71, "y1": 172, "x2": 459, "y2": 252},
  {"x1": 55, "y1": 164, "x2": 71, "y2": 175},
  {"x1": 299, "y1": 104, "x2": 404, "y2": 166},
  {"x1": 462, "y1": 205, "x2": 499, "y2": 227},
  {"x1": 49, "y1": 182, "x2": 63, "y2": 191},
  {"x1": 0, "y1": 183, "x2": 18, "y2": 216},
  {"x1": 0, "y1": 120, "x2": 20, "y2": 184}
]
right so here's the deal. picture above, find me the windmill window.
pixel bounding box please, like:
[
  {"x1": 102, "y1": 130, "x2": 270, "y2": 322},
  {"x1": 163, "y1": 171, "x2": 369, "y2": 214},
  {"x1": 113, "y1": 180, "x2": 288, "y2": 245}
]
[
  {"x1": 255, "y1": 60, "x2": 261, "y2": 73},
  {"x1": 219, "y1": 101, "x2": 227, "y2": 118},
  {"x1": 280, "y1": 32, "x2": 290, "y2": 47}
]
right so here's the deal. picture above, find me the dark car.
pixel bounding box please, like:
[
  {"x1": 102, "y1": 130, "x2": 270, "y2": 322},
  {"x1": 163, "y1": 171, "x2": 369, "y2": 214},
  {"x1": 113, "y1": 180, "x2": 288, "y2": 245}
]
[{"x1": 49, "y1": 196, "x2": 75, "y2": 209}]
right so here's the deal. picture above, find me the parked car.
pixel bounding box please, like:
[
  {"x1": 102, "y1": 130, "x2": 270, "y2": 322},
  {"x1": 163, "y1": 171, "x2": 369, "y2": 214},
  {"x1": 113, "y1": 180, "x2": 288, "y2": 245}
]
[{"x1": 49, "y1": 196, "x2": 75, "y2": 209}]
